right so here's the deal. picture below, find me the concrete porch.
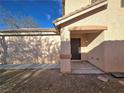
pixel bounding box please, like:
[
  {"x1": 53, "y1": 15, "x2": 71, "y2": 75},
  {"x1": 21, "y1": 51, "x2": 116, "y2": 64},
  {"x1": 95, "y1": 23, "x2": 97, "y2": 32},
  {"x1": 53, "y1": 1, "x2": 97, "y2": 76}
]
[
  {"x1": 71, "y1": 61, "x2": 104, "y2": 74},
  {"x1": 59, "y1": 26, "x2": 107, "y2": 73}
]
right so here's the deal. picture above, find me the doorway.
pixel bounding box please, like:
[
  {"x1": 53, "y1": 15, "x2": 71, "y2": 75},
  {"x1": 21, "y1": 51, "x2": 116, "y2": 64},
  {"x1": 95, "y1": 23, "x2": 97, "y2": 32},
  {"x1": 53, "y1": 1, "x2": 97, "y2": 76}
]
[{"x1": 71, "y1": 38, "x2": 81, "y2": 60}]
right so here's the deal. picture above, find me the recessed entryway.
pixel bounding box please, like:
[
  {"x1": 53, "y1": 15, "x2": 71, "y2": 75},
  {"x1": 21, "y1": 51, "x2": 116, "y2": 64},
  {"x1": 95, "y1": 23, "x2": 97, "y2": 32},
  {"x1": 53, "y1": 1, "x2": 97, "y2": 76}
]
[{"x1": 71, "y1": 38, "x2": 81, "y2": 60}]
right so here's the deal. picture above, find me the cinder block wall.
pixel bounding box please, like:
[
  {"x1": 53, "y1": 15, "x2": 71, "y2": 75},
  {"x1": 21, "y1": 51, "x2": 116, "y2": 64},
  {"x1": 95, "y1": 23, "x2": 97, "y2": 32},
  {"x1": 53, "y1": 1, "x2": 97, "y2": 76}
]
[{"x1": 0, "y1": 36, "x2": 60, "y2": 64}]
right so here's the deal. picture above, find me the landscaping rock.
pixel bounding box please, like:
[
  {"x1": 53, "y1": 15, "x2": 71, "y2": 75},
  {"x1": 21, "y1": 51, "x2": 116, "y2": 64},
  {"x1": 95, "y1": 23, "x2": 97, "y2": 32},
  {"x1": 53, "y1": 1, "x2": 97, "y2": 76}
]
[
  {"x1": 97, "y1": 76, "x2": 109, "y2": 82},
  {"x1": 0, "y1": 70, "x2": 124, "y2": 93},
  {"x1": 118, "y1": 80, "x2": 124, "y2": 86}
]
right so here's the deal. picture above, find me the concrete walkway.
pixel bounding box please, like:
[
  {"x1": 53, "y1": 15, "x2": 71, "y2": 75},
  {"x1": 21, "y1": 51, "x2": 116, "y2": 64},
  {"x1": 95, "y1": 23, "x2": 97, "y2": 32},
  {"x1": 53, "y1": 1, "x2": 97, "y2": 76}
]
[
  {"x1": 0, "y1": 62, "x2": 104, "y2": 74},
  {"x1": 0, "y1": 64, "x2": 60, "y2": 69},
  {"x1": 71, "y1": 61, "x2": 105, "y2": 74}
]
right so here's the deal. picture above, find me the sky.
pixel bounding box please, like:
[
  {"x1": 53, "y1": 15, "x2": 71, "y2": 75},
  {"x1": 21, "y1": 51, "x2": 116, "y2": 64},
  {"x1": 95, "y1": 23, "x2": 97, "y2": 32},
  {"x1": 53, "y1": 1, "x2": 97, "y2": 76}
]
[{"x1": 0, "y1": 0, "x2": 62, "y2": 29}]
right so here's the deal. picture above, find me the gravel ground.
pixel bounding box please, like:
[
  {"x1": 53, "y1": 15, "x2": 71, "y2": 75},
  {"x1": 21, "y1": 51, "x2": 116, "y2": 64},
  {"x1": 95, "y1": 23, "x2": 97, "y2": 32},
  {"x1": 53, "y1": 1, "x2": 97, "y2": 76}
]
[{"x1": 0, "y1": 69, "x2": 124, "y2": 93}]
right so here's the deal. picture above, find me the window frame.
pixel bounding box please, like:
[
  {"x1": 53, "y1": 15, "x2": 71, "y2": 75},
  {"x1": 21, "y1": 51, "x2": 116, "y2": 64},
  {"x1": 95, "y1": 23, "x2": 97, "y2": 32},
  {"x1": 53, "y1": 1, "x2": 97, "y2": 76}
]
[{"x1": 121, "y1": 0, "x2": 124, "y2": 7}]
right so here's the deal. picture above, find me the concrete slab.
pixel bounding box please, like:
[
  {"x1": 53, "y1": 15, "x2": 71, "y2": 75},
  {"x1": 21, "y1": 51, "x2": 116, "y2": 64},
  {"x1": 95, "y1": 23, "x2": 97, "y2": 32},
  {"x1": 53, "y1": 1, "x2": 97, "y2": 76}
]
[
  {"x1": 111, "y1": 73, "x2": 124, "y2": 78},
  {"x1": 71, "y1": 61, "x2": 104, "y2": 74},
  {"x1": 0, "y1": 64, "x2": 60, "y2": 70},
  {"x1": 72, "y1": 69, "x2": 104, "y2": 74}
]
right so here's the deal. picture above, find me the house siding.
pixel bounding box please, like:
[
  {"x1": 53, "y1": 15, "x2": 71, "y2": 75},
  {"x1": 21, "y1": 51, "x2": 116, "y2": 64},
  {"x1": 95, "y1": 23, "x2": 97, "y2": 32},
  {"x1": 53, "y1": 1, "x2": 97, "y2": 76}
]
[
  {"x1": 65, "y1": 0, "x2": 90, "y2": 15},
  {"x1": 62, "y1": 0, "x2": 124, "y2": 72}
]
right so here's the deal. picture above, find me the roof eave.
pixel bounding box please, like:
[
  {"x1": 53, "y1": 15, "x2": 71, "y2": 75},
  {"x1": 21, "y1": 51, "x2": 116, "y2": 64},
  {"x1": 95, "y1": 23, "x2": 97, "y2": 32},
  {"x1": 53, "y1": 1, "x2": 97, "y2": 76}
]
[{"x1": 53, "y1": 0, "x2": 108, "y2": 27}]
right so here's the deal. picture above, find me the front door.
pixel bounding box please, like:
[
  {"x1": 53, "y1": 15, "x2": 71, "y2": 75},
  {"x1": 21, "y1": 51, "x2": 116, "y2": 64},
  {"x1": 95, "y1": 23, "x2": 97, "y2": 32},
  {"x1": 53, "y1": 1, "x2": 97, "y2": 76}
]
[{"x1": 71, "y1": 38, "x2": 81, "y2": 60}]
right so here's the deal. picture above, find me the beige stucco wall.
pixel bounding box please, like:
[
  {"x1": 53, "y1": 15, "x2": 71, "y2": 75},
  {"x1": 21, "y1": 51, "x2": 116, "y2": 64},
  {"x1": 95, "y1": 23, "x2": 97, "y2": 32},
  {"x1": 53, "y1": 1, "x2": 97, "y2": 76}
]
[
  {"x1": 65, "y1": 0, "x2": 90, "y2": 15},
  {"x1": 0, "y1": 35, "x2": 60, "y2": 64},
  {"x1": 63, "y1": 0, "x2": 124, "y2": 72}
]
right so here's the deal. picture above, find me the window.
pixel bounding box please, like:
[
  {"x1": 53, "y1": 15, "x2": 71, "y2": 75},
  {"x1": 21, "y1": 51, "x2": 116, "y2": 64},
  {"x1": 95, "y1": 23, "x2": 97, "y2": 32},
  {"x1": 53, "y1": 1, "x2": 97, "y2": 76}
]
[{"x1": 121, "y1": 0, "x2": 124, "y2": 7}]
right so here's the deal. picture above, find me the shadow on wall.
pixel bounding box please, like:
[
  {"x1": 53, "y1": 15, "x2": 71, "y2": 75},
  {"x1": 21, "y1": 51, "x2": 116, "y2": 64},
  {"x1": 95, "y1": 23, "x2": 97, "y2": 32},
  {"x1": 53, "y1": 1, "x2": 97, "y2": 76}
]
[
  {"x1": 81, "y1": 32, "x2": 101, "y2": 47},
  {"x1": 0, "y1": 36, "x2": 8, "y2": 64},
  {"x1": 0, "y1": 36, "x2": 60, "y2": 64},
  {"x1": 82, "y1": 40, "x2": 124, "y2": 72}
]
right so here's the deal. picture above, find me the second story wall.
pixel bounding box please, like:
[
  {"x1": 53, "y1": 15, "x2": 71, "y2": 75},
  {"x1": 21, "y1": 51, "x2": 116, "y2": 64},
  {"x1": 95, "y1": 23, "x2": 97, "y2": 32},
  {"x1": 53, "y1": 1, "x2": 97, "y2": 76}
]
[{"x1": 65, "y1": 0, "x2": 90, "y2": 15}]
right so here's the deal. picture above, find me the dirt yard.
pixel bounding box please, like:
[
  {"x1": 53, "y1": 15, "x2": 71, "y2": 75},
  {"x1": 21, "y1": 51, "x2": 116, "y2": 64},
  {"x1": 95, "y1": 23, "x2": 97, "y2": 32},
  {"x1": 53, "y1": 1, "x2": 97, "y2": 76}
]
[{"x1": 0, "y1": 69, "x2": 124, "y2": 93}]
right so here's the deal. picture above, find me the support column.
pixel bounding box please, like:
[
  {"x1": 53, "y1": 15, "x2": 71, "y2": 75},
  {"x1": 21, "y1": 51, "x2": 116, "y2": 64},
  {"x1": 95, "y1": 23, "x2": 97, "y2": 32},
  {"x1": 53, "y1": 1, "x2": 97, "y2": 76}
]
[{"x1": 60, "y1": 28, "x2": 71, "y2": 73}]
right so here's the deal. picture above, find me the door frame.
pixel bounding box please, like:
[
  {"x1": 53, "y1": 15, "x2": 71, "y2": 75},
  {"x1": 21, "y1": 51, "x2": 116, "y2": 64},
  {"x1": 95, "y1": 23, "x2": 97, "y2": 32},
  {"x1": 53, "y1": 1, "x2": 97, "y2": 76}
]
[{"x1": 71, "y1": 38, "x2": 81, "y2": 60}]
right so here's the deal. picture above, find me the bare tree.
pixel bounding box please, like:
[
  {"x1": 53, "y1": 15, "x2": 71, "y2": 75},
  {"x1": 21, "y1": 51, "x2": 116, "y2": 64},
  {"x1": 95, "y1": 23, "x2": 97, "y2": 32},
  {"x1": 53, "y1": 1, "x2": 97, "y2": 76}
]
[
  {"x1": 0, "y1": 5, "x2": 39, "y2": 64},
  {"x1": 0, "y1": 6, "x2": 38, "y2": 29}
]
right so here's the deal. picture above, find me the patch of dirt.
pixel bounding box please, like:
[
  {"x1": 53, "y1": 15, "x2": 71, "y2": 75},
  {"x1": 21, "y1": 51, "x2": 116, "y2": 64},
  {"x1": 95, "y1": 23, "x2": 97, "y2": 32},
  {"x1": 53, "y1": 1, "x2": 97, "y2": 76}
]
[{"x1": 0, "y1": 69, "x2": 124, "y2": 93}]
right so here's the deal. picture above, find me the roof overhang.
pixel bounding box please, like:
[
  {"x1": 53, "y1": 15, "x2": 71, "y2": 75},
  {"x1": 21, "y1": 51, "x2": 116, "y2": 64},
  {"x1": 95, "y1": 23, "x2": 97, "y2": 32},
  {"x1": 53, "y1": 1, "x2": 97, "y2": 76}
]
[
  {"x1": 53, "y1": 0, "x2": 107, "y2": 27},
  {"x1": 69, "y1": 25, "x2": 107, "y2": 34}
]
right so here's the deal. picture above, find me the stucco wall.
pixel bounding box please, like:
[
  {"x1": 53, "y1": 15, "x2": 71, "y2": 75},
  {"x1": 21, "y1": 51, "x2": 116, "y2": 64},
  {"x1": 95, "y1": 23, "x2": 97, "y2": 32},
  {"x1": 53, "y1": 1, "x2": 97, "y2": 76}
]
[
  {"x1": 65, "y1": 0, "x2": 90, "y2": 15},
  {"x1": 64, "y1": 0, "x2": 124, "y2": 72},
  {"x1": 0, "y1": 36, "x2": 60, "y2": 64}
]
